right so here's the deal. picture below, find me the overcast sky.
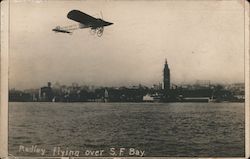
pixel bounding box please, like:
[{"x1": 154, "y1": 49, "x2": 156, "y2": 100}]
[{"x1": 9, "y1": 0, "x2": 245, "y2": 89}]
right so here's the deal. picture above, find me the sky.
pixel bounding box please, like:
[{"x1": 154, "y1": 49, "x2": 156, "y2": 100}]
[{"x1": 9, "y1": 0, "x2": 245, "y2": 89}]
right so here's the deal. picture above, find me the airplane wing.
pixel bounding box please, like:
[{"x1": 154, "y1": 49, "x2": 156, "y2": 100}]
[{"x1": 67, "y1": 10, "x2": 97, "y2": 25}]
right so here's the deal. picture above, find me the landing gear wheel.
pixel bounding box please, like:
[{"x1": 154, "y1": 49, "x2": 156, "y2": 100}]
[
  {"x1": 96, "y1": 27, "x2": 104, "y2": 37},
  {"x1": 90, "y1": 29, "x2": 96, "y2": 35}
]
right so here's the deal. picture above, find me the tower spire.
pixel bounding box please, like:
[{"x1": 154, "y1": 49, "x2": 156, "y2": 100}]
[{"x1": 163, "y1": 58, "x2": 170, "y2": 90}]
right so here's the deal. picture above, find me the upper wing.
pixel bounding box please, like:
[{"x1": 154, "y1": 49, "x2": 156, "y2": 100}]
[{"x1": 67, "y1": 10, "x2": 97, "y2": 25}]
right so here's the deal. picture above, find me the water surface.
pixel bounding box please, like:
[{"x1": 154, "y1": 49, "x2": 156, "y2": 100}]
[{"x1": 9, "y1": 102, "x2": 245, "y2": 157}]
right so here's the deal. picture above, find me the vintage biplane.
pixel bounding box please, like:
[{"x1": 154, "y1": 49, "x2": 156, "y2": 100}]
[{"x1": 52, "y1": 10, "x2": 113, "y2": 37}]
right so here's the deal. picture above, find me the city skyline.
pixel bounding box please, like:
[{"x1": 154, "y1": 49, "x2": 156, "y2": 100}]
[
  {"x1": 9, "y1": 74, "x2": 244, "y2": 91},
  {"x1": 10, "y1": 1, "x2": 245, "y2": 90}
]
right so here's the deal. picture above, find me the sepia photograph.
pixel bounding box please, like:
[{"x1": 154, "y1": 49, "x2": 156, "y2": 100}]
[{"x1": 1, "y1": 0, "x2": 249, "y2": 158}]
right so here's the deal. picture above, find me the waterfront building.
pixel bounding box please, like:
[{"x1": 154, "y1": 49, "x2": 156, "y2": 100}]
[
  {"x1": 143, "y1": 94, "x2": 154, "y2": 102},
  {"x1": 39, "y1": 82, "x2": 54, "y2": 102},
  {"x1": 194, "y1": 80, "x2": 211, "y2": 88}
]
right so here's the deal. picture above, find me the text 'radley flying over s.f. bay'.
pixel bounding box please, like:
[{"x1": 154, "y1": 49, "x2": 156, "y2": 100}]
[{"x1": 52, "y1": 10, "x2": 113, "y2": 37}]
